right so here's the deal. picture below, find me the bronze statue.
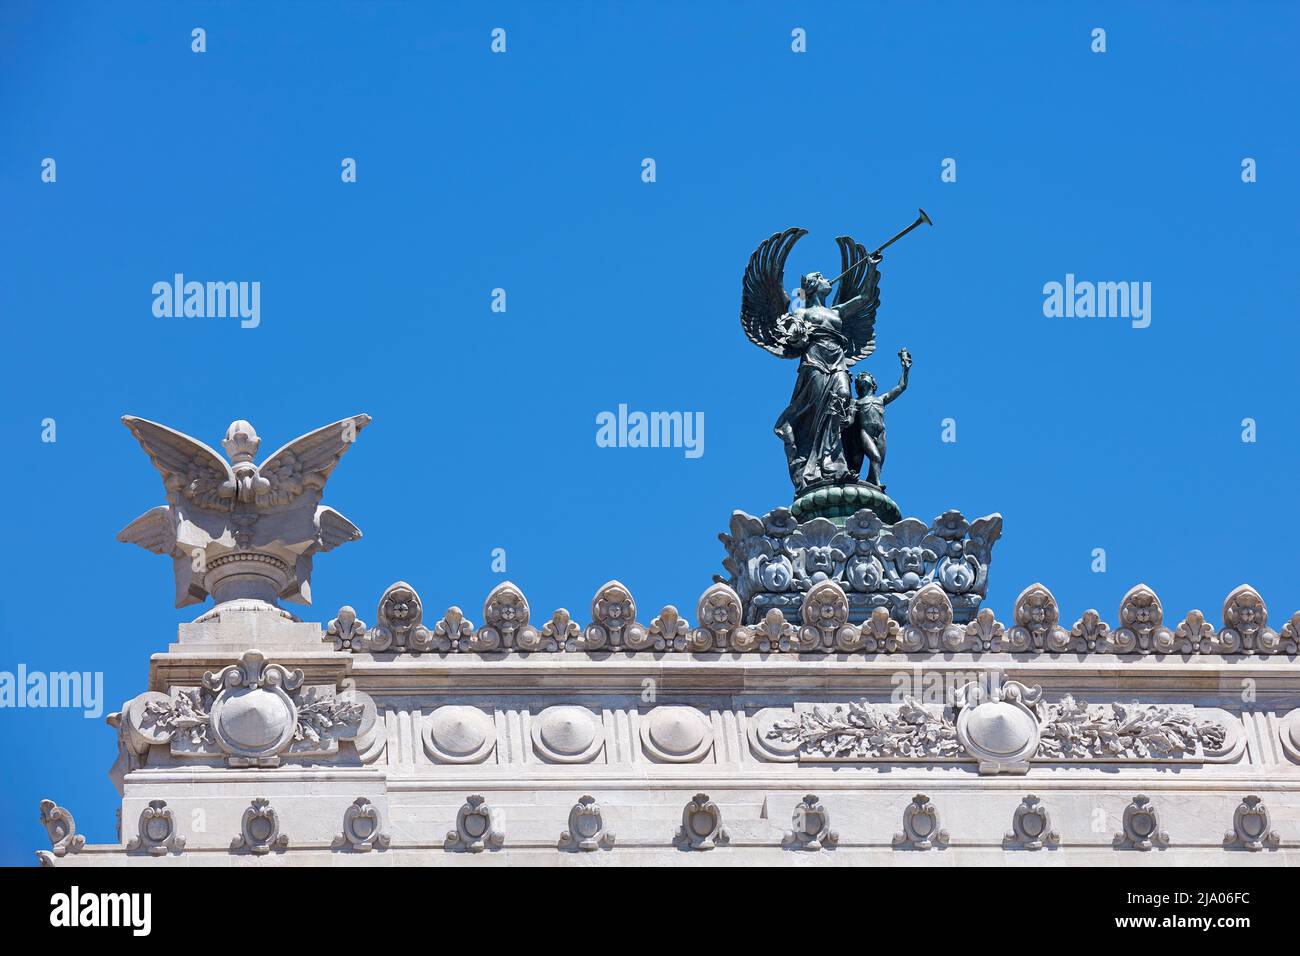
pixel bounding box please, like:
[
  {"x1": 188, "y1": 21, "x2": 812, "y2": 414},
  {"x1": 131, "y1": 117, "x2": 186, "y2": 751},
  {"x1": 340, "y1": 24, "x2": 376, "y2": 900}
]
[
  {"x1": 739, "y1": 212, "x2": 929, "y2": 497},
  {"x1": 845, "y1": 347, "x2": 911, "y2": 488}
]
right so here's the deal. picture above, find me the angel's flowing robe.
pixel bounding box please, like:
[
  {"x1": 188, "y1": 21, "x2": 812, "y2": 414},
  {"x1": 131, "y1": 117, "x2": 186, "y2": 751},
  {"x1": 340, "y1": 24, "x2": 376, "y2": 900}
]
[{"x1": 774, "y1": 311, "x2": 854, "y2": 493}]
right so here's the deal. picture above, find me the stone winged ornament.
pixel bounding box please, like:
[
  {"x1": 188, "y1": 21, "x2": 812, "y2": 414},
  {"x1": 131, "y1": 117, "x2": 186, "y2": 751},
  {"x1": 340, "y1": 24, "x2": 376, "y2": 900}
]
[
  {"x1": 117, "y1": 414, "x2": 370, "y2": 608},
  {"x1": 740, "y1": 213, "x2": 929, "y2": 515}
]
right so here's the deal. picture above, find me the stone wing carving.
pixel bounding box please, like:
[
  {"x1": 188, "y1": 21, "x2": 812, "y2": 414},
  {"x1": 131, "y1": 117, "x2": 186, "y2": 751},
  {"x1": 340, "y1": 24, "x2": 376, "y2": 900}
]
[
  {"x1": 116, "y1": 505, "x2": 176, "y2": 555},
  {"x1": 121, "y1": 416, "x2": 235, "y2": 509},
  {"x1": 255, "y1": 414, "x2": 371, "y2": 510}
]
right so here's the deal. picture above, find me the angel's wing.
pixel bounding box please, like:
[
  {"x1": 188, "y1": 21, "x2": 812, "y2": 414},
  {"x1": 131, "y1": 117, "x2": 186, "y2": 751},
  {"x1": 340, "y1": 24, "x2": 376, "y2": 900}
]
[
  {"x1": 117, "y1": 505, "x2": 177, "y2": 555},
  {"x1": 831, "y1": 235, "x2": 881, "y2": 365},
  {"x1": 740, "y1": 227, "x2": 807, "y2": 358},
  {"x1": 121, "y1": 416, "x2": 235, "y2": 509},
  {"x1": 256, "y1": 414, "x2": 371, "y2": 509}
]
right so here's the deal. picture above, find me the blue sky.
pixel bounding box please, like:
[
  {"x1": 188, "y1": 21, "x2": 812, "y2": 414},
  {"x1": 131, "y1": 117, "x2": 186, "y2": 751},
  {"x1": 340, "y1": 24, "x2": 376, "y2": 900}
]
[{"x1": 1, "y1": 2, "x2": 1297, "y2": 864}]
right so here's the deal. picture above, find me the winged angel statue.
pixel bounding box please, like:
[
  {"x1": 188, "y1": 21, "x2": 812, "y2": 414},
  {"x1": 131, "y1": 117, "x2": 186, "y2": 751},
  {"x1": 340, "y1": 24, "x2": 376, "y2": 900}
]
[
  {"x1": 117, "y1": 414, "x2": 370, "y2": 608},
  {"x1": 741, "y1": 228, "x2": 911, "y2": 495}
]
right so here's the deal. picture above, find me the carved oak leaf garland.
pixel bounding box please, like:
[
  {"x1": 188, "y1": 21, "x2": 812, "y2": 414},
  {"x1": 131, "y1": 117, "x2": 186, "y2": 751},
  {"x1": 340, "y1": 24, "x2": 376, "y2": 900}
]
[
  {"x1": 1036, "y1": 696, "x2": 1227, "y2": 760},
  {"x1": 768, "y1": 698, "x2": 960, "y2": 759}
]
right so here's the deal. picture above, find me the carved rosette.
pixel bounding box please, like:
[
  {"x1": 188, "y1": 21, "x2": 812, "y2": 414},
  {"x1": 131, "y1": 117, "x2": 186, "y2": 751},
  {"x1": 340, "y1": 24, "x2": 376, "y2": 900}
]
[
  {"x1": 1219, "y1": 584, "x2": 1286, "y2": 653},
  {"x1": 1006, "y1": 584, "x2": 1070, "y2": 652},
  {"x1": 675, "y1": 792, "x2": 728, "y2": 850},
  {"x1": 902, "y1": 583, "x2": 965, "y2": 651},
  {"x1": 38, "y1": 799, "x2": 85, "y2": 859},
  {"x1": 445, "y1": 795, "x2": 504, "y2": 853},
  {"x1": 558, "y1": 795, "x2": 615, "y2": 851},
  {"x1": 127, "y1": 800, "x2": 185, "y2": 856},
  {"x1": 1003, "y1": 795, "x2": 1059, "y2": 850},
  {"x1": 1223, "y1": 795, "x2": 1280, "y2": 851},
  {"x1": 232, "y1": 797, "x2": 288, "y2": 854},
  {"x1": 1114, "y1": 794, "x2": 1169, "y2": 850},
  {"x1": 693, "y1": 583, "x2": 756, "y2": 651},
  {"x1": 577, "y1": 580, "x2": 647, "y2": 650},
  {"x1": 473, "y1": 581, "x2": 545, "y2": 651},
  {"x1": 784, "y1": 794, "x2": 838, "y2": 851},
  {"x1": 364, "y1": 581, "x2": 437, "y2": 651},
  {"x1": 333, "y1": 797, "x2": 390, "y2": 852},
  {"x1": 1112, "y1": 584, "x2": 1175, "y2": 654},
  {"x1": 955, "y1": 680, "x2": 1041, "y2": 775},
  {"x1": 893, "y1": 794, "x2": 948, "y2": 850},
  {"x1": 799, "y1": 579, "x2": 859, "y2": 652}
]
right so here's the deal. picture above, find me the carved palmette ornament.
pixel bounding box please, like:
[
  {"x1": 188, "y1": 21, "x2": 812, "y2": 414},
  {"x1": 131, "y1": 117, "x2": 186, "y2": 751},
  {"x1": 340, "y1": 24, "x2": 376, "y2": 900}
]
[
  {"x1": 893, "y1": 793, "x2": 948, "y2": 850},
  {"x1": 1003, "y1": 795, "x2": 1059, "y2": 850},
  {"x1": 39, "y1": 799, "x2": 85, "y2": 858},
  {"x1": 955, "y1": 679, "x2": 1041, "y2": 775},
  {"x1": 1114, "y1": 794, "x2": 1169, "y2": 850},
  {"x1": 964, "y1": 607, "x2": 1004, "y2": 652},
  {"x1": 1070, "y1": 608, "x2": 1110, "y2": 651},
  {"x1": 327, "y1": 605, "x2": 367, "y2": 651},
  {"x1": 579, "y1": 580, "x2": 648, "y2": 650},
  {"x1": 366, "y1": 581, "x2": 437, "y2": 651},
  {"x1": 558, "y1": 795, "x2": 615, "y2": 851},
  {"x1": 543, "y1": 609, "x2": 582, "y2": 649},
  {"x1": 1006, "y1": 584, "x2": 1071, "y2": 652},
  {"x1": 203, "y1": 650, "x2": 303, "y2": 766},
  {"x1": 333, "y1": 797, "x2": 390, "y2": 852},
  {"x1": 693, "y1": 582, "x2": 756, "y2": 651},
  {"x1": 473, "y1": 581, "x2": 545, "y2": 651},
  {"x1": 232, "y1": 797, "x2": 288, "y2": 854},
  {"x1": 754, "y1": 607, "x2": 798, "y2": 651},
  {"x1": 1174, "y1": 609, "x2": 1216, "y2": 654},
  {"x1": 1112, "y1": 584, "x2": 1175, "y2": 654},
  {"x1": 784, "y1": 794, "x2": 838, "y2": 851},
  {"x1": 445, "y1": 794, "x2": 504, "y2": 853},
  {"x1": 1223, "y1": 795, "x2": 1280, "y2": 851},
  {"x1": 650, "y1": 605, "x2": 707, "y2": 651},
  {"x1": 676, "y1": 792, "x2": 728, "y2": 850},
  {"x1": 127, "y1": 800, "x2": 184, "y2": 856},
  {"x1": 902, "y1": 584, "x2": 966, "y2": 652},
  {"x1": 800, "y1": 579, "x2": 860, "y2": 652},
  {"x1": 431, "y1": 607, "x2": 472, "y2": 651},
  {"x1": 859, "y1": 606, "x2": 902, "y2": 652},
  {"x1": 1219, "y1": 584, "x2": 1287, "y2": 653}
]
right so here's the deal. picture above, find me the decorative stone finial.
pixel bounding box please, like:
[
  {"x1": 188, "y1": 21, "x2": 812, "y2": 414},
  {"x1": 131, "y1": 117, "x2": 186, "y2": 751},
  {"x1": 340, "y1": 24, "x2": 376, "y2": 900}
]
[{"x1": 116, "y1": 413, "x2": 369, "y2": 609}]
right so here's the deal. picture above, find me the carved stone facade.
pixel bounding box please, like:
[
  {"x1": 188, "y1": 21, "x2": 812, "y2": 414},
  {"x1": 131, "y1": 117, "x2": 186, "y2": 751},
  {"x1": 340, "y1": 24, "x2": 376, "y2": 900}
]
[{"x1": 38, "y1": 415, "x2": 1300, "y2": 867}]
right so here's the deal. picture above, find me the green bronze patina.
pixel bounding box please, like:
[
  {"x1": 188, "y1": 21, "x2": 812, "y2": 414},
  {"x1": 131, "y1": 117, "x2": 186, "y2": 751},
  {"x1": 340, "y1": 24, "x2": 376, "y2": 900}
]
[{"x1": 790, "y1": 482, "x2": 901, "y2": 525}]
